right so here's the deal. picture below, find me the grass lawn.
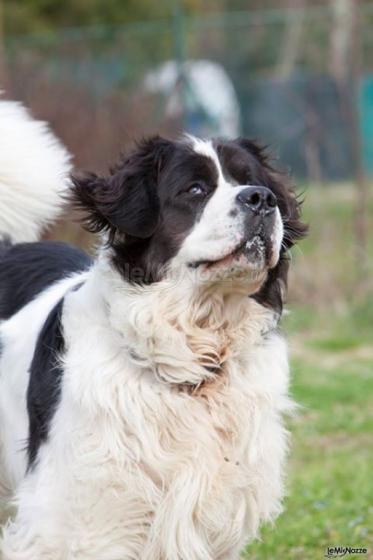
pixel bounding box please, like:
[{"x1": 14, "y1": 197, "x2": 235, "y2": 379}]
[
  {"x1": 243, "y1": 183, "x2": 373, "y2": 558},
  {"x1": 242, "y1": 306, "x2": 373, "y2": 560}
]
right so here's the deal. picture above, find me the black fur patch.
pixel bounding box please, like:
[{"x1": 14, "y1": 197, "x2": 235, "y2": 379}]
[
  {"x1": 27, "y1": 297, "x2": 65, "y2": 468},
  {"x1": 0, "y1": 240, "x2": 92, "y2": 320},
  {"x1": 252, "y1": 255, "x2": 290, "y2": 314},
  {"x1": 216, "y1": 138, "x2": 308, "y2": 251},
  {"x1": 71, "y1": 137, "x2": 219, "y2": 283},
  {"x1": 70, "y1": 137, "x2": 172, "y2": 239}
]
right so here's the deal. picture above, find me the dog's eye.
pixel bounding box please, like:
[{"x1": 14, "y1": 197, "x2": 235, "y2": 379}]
[{"x1": 187, "y1": 183, "x2": 207, "y2": 197}]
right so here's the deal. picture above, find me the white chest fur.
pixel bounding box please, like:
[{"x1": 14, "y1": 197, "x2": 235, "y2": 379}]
[
  {"x1": 2, "y1": 265, "x2": 293, "y2": 560},
  {"x1": 43, "y1": 267, "x2": 293, "y2": 559}
]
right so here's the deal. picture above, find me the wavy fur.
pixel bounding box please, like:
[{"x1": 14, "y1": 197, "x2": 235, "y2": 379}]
[{"x1": 0, "y1": 98, "x2": 71, "y2": 242}]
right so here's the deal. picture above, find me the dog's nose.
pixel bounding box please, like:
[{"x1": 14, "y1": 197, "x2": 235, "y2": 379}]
[{"x1": 236, "y1": 186, "x2": 277, "y2": 214}]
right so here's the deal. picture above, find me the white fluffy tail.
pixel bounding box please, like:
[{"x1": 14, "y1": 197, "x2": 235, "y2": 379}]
[{"x1": 0, "y1": 99, "x2": 72, "y2": 242}]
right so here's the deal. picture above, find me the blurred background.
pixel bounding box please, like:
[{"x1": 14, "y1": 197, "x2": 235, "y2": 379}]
[{"x1": 0, "y1": 1, "x2": 372, "y2": 558}]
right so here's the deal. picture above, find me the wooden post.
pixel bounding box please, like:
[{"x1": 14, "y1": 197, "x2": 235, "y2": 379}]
[
  {"x1": 277, "y1": 0, "x2": 305, "y2": 79},
  {"x1": 0, "y1": 0, "x2": 8, "y2": 90},
  {"x1": 330, "y1": 0, "x2": 369, "y2": 295},
  {"x1": 350, "y1": 1, "x2": 369, "y2": 294}
]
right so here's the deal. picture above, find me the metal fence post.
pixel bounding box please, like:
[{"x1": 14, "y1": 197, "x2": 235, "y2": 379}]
[{"x1": 173, "y1": 0, "x2": 187, "y2": 129}]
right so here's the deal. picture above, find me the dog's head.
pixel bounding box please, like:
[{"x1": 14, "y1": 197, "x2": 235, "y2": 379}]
[{"x1": 72, "y1": 135, "x2": 307, "y2": 313}]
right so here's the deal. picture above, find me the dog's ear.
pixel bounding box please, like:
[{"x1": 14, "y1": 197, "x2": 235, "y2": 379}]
[{"x1": 71, "y1": 136, "x2": 173, "y2": 239}]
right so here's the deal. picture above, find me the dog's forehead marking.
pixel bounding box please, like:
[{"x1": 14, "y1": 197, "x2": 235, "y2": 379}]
[{"x1": 189, "y1": 136, "x2": 225, "y2": 184}]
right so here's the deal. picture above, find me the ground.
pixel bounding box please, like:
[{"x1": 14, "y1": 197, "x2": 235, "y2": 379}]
[{"x1": 243, "y1": 309, "x2": 373, "y2": 559}]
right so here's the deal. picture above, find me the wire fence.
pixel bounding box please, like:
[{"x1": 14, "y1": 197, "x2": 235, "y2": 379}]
[
  {"x1": 1, "y1": 4, "x2": 372, "y2": 303},
  {"x1": 2, "y1": 4, "x2": 373, "y2": 180}
]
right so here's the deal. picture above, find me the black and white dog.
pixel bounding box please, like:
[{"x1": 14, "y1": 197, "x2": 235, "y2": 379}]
[{"x1": 0, "y1": 100, "x2": 306, "y2": 559}]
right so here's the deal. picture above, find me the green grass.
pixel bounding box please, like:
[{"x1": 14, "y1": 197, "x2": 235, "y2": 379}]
[
  {"x1": 241, "y1": 308, "x2": 373, "y2": 560},
  {"x1": 243, "y1": 183, "x2": 373, "y2": 558},
  {"x1": 288, "y1": 183, "x2": 373, "y2": 306}
]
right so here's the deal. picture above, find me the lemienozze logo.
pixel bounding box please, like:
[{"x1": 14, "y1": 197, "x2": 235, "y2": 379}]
[{"x1": 325, "y1": 547, "x2": 368, "y2": 558}]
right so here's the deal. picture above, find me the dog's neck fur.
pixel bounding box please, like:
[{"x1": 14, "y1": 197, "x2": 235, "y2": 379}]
[
  {"x1": 53, "y1": 250, "x2": 291, "y2": 559},
  {"x1": 86, "y1": 251, "x2": 279, "y2": 387}
]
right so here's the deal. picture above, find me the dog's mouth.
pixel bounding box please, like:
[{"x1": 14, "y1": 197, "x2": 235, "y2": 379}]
[{"x1": 189, "y1": 233, "x2": 273, "y2": 272}]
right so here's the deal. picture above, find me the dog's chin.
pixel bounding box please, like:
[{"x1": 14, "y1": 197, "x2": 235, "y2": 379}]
[{"x1": 190, "y1": 235, "x2": 280, "y2": 281}]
